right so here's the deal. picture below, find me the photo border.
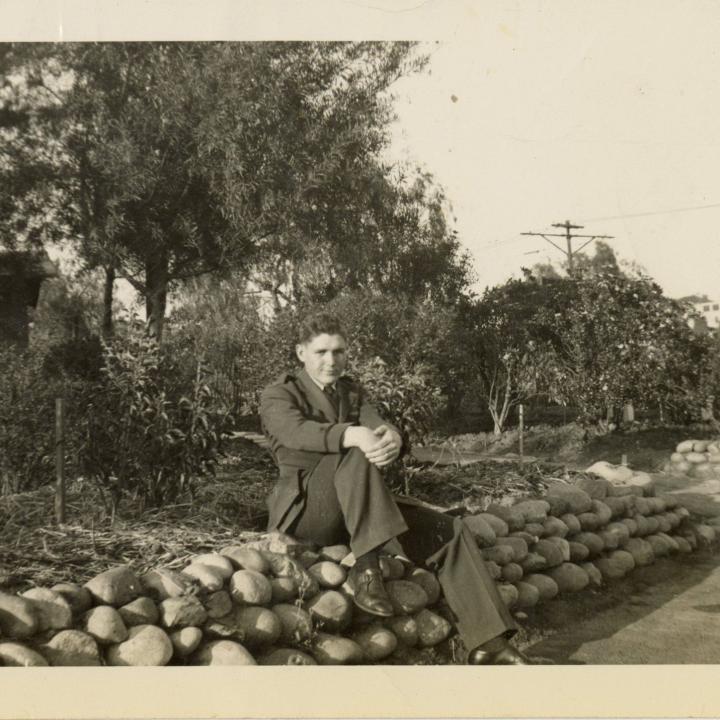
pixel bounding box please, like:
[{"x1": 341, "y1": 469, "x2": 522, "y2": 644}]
[{"x1": 1, "y1": 1, "x2": 719, "y2": 717}]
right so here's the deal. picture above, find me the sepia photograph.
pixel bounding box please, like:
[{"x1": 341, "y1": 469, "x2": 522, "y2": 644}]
[{"x1": 1, "y1": 0, "x2": 720, "y2": 717}]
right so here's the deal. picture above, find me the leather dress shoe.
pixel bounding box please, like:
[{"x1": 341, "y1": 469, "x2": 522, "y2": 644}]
[
  {"x1": 467, "y1": 642, "x2": 531, "y2": 665},
  {"x1": 349, "y1": 565, "x2": 394, "y2": 618}
]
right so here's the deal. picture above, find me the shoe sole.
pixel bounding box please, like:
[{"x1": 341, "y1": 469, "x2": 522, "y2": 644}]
[{"x1": 351, "y1": 597, "x2": 394, "y2": 618}]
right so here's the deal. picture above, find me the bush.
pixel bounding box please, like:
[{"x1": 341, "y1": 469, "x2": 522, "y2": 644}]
[
  {"x1": 320, "y1": 290, "x2": 475, "y2": 407},
  {"x1": 353, "y1": 356, "x2": 443, "y2": 447},
  {"x1": 0, "y1": 300, "x2": 111, "y2": 494},
  {"x1": 40, "y1": 335, "x2": 104, "y2": 382},
  {"x1": 170, "y1": 285, "x2": 477, "y2": 435},
  {"x1": 167, "y1": 280, "x2": 291, "y2": 418},
  {"x1": 76, "y1": 325, "x2": 230, "y2": 511},
  {"x1": 0, "y1": 273, "x2": 119, "y2": 495},
  {"x1": 0, "y1": 348, "x2": 67, "y2": 493}
]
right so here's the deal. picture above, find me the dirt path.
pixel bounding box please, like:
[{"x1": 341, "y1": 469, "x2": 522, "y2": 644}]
[
  {"x1": 522, "y1": 471, "x2": 720, "y2": 664},
  {"x1": 523, "y1": 550, "x2": 720, "y2": 663}
]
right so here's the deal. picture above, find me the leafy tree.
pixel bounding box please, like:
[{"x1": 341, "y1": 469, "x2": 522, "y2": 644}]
[
  {"x1": 530, "y1": 240, "x2": 621, "y2": 279},
  {"x1": 468, "y1": 269, "x2": 712, "y2": 431},
  {"x1": 536, "y1": 272, "x2": 710, "y2": 423},
  {"x1": 0, "y1": 42, "x2": 428, "y2": 340},
  {"x1": 467, "y1": 278, "x2": 558, "y2": 434},
  {"x1": 253, "y1": 162, "x2": 473, "y2": 307},
  {"x1": 572, "y1": 240, "x2": 621, "y2": 276},
  {"x1": 527, "y1": 260, "x2": 561, "y2": 280}
]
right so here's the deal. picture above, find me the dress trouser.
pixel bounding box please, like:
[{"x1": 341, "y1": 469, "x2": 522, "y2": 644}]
[{"x1": 289, "y1": 448, "x2": 517, "y2": 650}]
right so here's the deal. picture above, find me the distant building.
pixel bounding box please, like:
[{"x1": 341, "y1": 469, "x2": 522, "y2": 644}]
[
  {"x1": 0, "y1": 249, "x2": 58, "y2": 348},
  {"x1": 691, "y1": 299, "x2": 720, "y2": 332}
]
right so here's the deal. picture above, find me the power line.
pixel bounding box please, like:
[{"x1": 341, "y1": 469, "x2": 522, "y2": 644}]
[
  {"x1": 521, "y1": 220, "x2": 614, "y2": 274},
  {"x1": 475, "y1": 235, "x2": 529, "y2": 250},
  {"x1": 475, "y1": 200, "x2": 720, "y2": 248},
  {"x1": 581, "y1": 201, "x2": 720, "y2": 222}
]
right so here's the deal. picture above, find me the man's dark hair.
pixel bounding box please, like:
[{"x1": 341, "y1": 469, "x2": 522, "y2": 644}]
[{"x1": 297, "y1": 312, "x2": 347, "y2": 344}]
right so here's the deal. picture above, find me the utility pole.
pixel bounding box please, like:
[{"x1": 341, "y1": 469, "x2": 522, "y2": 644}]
[{"x1": 521, "y1": 220, "x2": 614, "y2": 275}]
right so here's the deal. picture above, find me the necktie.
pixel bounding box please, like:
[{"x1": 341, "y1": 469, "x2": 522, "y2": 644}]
[{"x1": 323, "y1": 384, "x2": 338, "y2": 412}]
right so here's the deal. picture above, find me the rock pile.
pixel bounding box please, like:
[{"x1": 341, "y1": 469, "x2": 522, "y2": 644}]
[
  {"x1": 663, "y1": 439, "x2": 720, "y2": 479},
  {"x1": 464, "y1": 462, "x2": 715, "y2": 610},
  {"x1": 0, "y1": 464, "x2": 714, "y2": 666},
  {"x1": 0, "y1": 538, "x2": 453, "y2": 666}
]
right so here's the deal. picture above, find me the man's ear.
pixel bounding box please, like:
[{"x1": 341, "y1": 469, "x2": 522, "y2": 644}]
[{"x1": 296, "y1": 343, "x2": 306, "y2": 363}]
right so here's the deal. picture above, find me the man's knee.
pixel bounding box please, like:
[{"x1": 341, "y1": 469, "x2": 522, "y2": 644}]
[
  {"x1": 335, "y1": 447, "x2": 388, "y2": 491},
  {"x1": 339, "y1": 446, "x2": 374, "y2": 471}
]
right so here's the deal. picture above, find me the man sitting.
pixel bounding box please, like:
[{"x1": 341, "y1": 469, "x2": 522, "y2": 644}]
[{"x1": 260, "y1": 312, "x2": 530, "y2": 664}]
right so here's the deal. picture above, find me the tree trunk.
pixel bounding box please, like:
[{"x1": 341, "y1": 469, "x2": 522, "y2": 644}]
[
  {"x1": 488, "y1": 383, "x2": 513, "y2": 435},
  {"x1": 145, "y1": 253, "x2": 168, "y2": 341},
  {"x1": 488, "y1": 404, "x2": 502, "y2": 435},
  {"x1": 102, "y1": 265, "x2": 115, "y2": 339},
  {"x1": 496, "y1": 382, "x2": 513, "y2": 434},
  {"x1": 487, "y1": 381, "x2": 502, "y2": 435}
]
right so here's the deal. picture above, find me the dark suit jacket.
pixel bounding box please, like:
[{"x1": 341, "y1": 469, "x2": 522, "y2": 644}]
[{"x1": 260, "y1": 368, "x2": 395, "y2": 532}]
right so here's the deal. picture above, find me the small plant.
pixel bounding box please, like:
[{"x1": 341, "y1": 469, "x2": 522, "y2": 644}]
[{"x1": 77, "y1": 325, "x2": 230, "y2": 512}]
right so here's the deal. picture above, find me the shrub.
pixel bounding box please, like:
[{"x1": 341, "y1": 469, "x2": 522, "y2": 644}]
[
  {"x1": 319, "y1": 290, "x2": 475, "y2": 406},
  {"x1": 167, "y1": 281, "x2": 291, "y2": 418},
  {"x1": 170, "y1": 285, "x2": 475, "y2": 434},
  {"x1": 353, "y1": 356, "x2": 443, "y2": 448},
  {"x1": 40, "y1": 335, "x2": 104, "y2": 382},
  {"x1": 30, "y1": 275, "x2": 106, "y2": 382},
  {"x1": 77, "y1": 325, "x2": 230, "y2": 511},
  {"x1": 0, "y1": 348, "x2": 63, "y2": 493},
  {"x1": 0, "y1": 338, "x2": 100, "y2": 494}
]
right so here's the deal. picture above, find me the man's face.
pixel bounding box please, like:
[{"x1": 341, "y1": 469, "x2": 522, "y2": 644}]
[{"x1": 296, "y1": 333, "x2": 347, "y2": 387}]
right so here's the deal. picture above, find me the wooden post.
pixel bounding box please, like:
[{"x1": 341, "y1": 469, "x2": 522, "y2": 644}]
[
  {"x1": 518, "y1": 403, "x2": 524, "y2": 464},
  {"x1": 55, "y1": 397, "x2": 66, "y2": 524}
]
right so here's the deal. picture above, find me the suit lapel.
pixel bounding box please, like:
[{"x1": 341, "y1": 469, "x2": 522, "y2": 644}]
[{"x1": 296, "y1": 369, "x2": 338, "y2": 422}]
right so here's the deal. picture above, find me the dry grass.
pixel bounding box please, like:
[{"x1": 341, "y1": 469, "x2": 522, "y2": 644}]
[
  {"x1": 0, "y1": 435, "x2": 591, "y2": 591},
  {"x1": 403, "y1": 457, "x2": 585, "y2": 513},
  {"x1": 0, "y1": 440, "x2": 276, "y2": 591}
]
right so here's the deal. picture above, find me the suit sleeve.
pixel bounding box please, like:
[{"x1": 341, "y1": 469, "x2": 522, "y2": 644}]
[{"x1": 260, "y1": 384, "x2": 353, "y2": 453}]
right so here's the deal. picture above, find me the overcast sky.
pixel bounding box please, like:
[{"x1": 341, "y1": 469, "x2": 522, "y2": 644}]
[{"x1": 384, "y1": 2, "x2": 720, "y2": 299}]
